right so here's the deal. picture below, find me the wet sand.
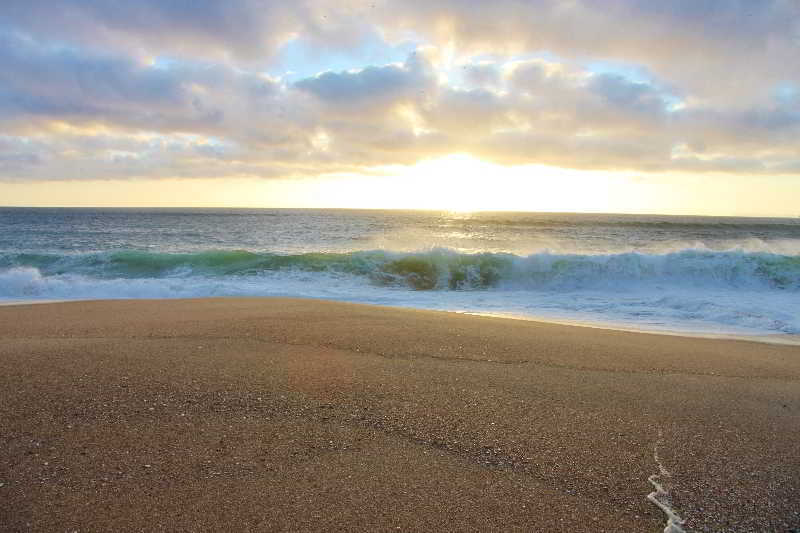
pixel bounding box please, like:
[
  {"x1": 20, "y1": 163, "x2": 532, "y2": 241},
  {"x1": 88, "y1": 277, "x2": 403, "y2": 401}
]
[{"x1": 1, "y1": 298, "x2": 798, "y2": 532}]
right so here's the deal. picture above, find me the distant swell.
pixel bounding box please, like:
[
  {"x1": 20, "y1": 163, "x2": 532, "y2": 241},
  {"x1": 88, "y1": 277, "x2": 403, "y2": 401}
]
[{"x1": 1, "y1": 247, "x2": 799, "y2": 292}]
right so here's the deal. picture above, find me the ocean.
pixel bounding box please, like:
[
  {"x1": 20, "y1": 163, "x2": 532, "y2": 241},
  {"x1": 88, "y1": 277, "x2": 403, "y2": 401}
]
[{"x1": 2, "y1": 207, "x2": 799, "y2": 338}]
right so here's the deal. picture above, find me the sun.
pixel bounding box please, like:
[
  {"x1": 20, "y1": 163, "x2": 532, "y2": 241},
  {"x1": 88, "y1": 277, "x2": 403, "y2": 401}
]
[
  {"x1": 403, "y1": 153, "x2": 497, "y2": 212},
  {"x1": 279, "y1": 153, "x2": 505, "y2": 212},
  {"x1": 247, "y1": 152, "x2": 643, "y2": 213},
  {"x1": 376, "y1": 153, "x2": 620, "y2": 212}
]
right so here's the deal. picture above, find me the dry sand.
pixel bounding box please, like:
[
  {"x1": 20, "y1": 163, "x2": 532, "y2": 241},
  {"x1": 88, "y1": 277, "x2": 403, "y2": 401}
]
[{"x1": 1, "y1": 298, "x2": 798, "y2": 532}]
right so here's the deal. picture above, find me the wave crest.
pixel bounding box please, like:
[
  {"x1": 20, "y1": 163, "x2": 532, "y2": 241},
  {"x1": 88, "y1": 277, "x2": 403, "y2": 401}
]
[{"x1": 1, "y1": 247, "x2": 799, "y2": 292}]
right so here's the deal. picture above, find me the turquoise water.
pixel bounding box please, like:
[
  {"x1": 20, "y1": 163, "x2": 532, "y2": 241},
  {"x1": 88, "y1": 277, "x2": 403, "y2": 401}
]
[{"x1": 2, "y1": 207, "x2": 800, "y2": 336}]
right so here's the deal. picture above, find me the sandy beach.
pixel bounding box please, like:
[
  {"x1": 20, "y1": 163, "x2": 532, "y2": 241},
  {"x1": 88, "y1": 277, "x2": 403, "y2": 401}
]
[{"x1": 1, "y1": 298, "x2": 798, "y2": 532}]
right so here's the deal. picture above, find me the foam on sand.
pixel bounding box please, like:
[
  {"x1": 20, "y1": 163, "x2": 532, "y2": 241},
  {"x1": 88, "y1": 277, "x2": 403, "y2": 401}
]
[{"x1": 646, "y1": 430, "x2": 686, "y2": 533}]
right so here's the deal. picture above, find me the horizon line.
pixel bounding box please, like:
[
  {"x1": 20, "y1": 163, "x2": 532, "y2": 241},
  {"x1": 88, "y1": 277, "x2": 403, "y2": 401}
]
[{"x1": 0, "y1": 205, "x2": 797, "y2": 220}]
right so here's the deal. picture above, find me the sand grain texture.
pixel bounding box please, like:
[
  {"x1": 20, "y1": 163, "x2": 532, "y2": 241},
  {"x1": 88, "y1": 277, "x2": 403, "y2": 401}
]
[{"x1": 1, "y1": 298, "x2": 798, "y2": 532}]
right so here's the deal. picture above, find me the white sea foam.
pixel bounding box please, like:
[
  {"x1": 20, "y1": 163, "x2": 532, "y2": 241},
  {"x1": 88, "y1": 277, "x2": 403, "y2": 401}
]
[
  {"x1": 647, "y1": 430, "x2": 686, "y2": 533},
  {"x1": 2, "y1": 208, "x2": 799, "y2": 338},
  {"x1": 1, "y1": 262, "x2": 799, "y2": 337}
]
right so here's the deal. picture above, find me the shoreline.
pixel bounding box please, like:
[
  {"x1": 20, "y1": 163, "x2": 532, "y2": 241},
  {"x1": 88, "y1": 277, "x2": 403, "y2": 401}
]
[
  {"x1": 1, "y1": 297, "x2": 799, "y2": 531},
  {"x1": 461, "y1": 310, "x2": 800, "y2": 346},
  {"x1": 3, "y1": 295, "x2": 799, "y2": 347}
]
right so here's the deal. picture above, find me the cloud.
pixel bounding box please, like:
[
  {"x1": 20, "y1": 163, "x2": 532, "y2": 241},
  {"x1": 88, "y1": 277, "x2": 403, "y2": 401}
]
[
  {"x1": 375, "y1": 0, "x2": 800, "y2": 105},
  {"x1": 587, "y1": 73, "x2": 672, "y2": 115},
  {"x1": 0, "y1": 1, "x2": 799, "y2": 181},
  {"x1": 3, "y1": 1, "x2": 798, "y2": 103},
  {"x1": 0, "y1": 0, "x2": 377, "y2": 64},
  {"x1": 294, "y1": 53, "x2": 433, "y2": 108},
  {"x1": 0, "y1": 33, "x2": 185, "y2": 121}
]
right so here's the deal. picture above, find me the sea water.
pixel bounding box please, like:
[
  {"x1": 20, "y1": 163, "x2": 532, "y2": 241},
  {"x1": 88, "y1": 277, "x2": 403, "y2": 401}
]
[{"x1": 1, "y1": 207, "x2": 799, "y2": 338}]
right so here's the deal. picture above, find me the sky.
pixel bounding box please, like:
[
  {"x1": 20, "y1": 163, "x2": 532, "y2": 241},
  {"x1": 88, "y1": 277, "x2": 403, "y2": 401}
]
[{"x1": 1, "y1": 0, "x2": 799, "y2": 216}]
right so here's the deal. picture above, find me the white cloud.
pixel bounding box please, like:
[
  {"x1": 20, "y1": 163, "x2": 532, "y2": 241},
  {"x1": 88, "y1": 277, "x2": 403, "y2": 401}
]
[{"x1": 0, "y1": 1, "x2": 799, "y2": 181}]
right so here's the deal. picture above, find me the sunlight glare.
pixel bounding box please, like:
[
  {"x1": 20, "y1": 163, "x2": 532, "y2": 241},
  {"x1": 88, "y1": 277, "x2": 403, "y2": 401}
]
[{"x1": 364, "y1": 153, "x2": 627, "y2": 212}]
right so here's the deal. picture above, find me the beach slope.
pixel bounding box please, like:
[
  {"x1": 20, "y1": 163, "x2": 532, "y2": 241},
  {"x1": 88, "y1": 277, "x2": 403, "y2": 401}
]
[{"x1": 1, "y1": 298, "x2": 798, "y2": 532}]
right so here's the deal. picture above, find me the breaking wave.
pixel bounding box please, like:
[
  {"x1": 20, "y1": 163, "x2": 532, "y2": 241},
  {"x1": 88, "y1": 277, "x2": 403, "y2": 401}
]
[
  {"x1": 3, "y1": 247, "x2": 800, "y2": 336},
  {"x1": 1, "y1": 247, "x2": 799, "y2": 293}
]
